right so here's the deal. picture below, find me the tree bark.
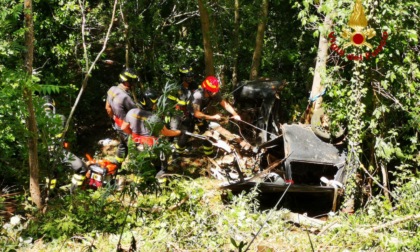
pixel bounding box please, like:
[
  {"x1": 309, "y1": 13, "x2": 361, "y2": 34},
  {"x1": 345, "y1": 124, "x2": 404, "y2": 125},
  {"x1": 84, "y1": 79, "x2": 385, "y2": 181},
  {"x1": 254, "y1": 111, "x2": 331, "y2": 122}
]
[
  {"x1": 119, "y1": 4, "x2": 130, "y2": 68},
  {"x1": 249, "y1": 0, "x2": 268, "y2": 81},
  {"x1": 380, "y1": 161, "x2": 390, "y2": 201},
  {"x1": 309, "y1": 14, "x2": 333, "y2": 111},
  {"x1": 198, "y1": 0, "x2": 215, "y2": 76},
  {"x1": 24, "y1": 0, "x2": 42, "y2": 209},
  {"x1": 232, "y1": 0, "x2": 240, "y2": 87}
]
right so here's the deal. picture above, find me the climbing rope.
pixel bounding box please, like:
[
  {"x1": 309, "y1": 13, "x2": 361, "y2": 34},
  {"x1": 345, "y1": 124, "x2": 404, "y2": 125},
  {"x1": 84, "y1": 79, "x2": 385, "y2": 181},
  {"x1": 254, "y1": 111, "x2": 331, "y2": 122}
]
[{"x1": 308, "y1": 88, "x2": 326, "y2": 103}]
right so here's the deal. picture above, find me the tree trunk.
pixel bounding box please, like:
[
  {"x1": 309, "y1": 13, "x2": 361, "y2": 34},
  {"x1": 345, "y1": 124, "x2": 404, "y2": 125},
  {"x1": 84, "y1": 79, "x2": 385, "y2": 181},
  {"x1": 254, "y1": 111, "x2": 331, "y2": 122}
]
[
  {"x1": 24, "y1": 0, "x2": 42, "y2": 209},
  {"x1": 198, "y1": 0, "x2": 215, "y2": 76},
  {"x1": 380, "y1": 161, "x2": 390, "y2": 201},
  {"x1": 120, "y1": 6, "x2": 130, "y2": 68},
  {"x1": 249, "y1": 0, "x2": 268, "y2": 81},
  {"x1": 232, "y1": 0, "x2": 240, "y2": 87},
  {"x1": 309, "y1": 14, "x2": 333, "y2": 111}
]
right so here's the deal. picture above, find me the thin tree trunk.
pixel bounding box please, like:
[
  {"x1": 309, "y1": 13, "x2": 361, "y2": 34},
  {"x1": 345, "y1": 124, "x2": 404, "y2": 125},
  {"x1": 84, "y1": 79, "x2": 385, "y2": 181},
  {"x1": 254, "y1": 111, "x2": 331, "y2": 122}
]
[
  {"x1": 198, "y1": 0, "x2": 215, "y2": 76},
  {"x1": 24, "y1": 0, "x2": 42, "y2": 209},
  {"x1": 232, "y1": 0, "x2": 240, "y2": 87},
  {"x1": 309, "y1": 14, "x2": 332, "y2": 111},
  {"x1": 380, "y1": 161, "x2": 390, "y2": 201},
  {"x1": 120, "y1": 4, "x2": 130, "y2": 68},
  {"x1": 249, "y1": 0, "x2": 268, "y2": 81}
]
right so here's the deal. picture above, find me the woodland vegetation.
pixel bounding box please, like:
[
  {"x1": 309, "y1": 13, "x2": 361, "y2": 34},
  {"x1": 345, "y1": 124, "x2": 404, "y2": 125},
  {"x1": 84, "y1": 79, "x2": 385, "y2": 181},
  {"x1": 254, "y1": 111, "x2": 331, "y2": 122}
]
[{"x1": 1, "y1": 0, "x2": 419, "y2": 251}]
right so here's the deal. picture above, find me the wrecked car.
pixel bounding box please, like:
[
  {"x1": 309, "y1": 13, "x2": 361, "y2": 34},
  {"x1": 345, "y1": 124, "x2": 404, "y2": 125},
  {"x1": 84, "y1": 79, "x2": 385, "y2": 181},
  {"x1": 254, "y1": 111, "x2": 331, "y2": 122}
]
[
  {"x1": 220, "y1": 123, "x2": 347, "y2": 212},
  {"x1": 220, "y1": 79, "x2": 349, "y2": 213},
  {"x1": 233, "y1": 79, "x2": 286, "y2": 143}
]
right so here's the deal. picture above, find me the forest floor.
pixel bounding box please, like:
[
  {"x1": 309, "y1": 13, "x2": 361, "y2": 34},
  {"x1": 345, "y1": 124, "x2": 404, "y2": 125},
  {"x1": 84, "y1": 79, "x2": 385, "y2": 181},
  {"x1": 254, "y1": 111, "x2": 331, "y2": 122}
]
[{"x1": 2, "y1": 125, "x2": 419, "y2": 251}]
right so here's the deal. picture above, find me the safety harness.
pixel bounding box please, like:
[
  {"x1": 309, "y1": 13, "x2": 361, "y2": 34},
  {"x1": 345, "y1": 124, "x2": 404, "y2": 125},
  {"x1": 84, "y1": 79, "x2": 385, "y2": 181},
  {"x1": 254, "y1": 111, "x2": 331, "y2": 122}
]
[
  {"x1": 132, "y1": 133, "x2": 158, "y2": 147},
  {"x1": 113, "y1": 115, "x2": 124, "y2": 128}
]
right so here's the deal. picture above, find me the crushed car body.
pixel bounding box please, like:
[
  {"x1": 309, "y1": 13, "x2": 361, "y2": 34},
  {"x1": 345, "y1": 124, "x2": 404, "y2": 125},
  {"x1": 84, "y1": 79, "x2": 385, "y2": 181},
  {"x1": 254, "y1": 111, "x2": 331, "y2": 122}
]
[
  {"x1": 219, "y1": 79, "x2": 349, "y2": 212},
  {"x1": 220, "y1": 123, "x2": 347, "y2": 212}
]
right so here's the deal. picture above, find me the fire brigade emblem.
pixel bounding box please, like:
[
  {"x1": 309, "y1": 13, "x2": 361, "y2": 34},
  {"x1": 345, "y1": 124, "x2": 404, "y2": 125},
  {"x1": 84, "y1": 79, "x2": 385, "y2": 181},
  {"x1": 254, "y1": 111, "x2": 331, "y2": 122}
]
[
  {"x1": 341, "y1": 0, "x2": 376, "y2": 49},
  {"x1": 328, "y1": 0, "x2": 388, "y2": 61}
]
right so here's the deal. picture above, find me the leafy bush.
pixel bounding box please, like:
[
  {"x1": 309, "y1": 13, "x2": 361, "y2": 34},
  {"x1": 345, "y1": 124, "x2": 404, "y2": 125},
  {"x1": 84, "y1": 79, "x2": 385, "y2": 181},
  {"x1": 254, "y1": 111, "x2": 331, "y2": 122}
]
[{"x1": 318, "y1": 172, "x2": 420, "y2": 251}]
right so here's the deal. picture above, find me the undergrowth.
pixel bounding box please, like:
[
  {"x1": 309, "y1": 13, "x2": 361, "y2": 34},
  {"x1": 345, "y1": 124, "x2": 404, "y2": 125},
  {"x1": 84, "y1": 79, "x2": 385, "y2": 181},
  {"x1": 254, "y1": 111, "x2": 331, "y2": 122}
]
[{"x1": 1, "y1": 147, "x2": 419, "y2": 251}]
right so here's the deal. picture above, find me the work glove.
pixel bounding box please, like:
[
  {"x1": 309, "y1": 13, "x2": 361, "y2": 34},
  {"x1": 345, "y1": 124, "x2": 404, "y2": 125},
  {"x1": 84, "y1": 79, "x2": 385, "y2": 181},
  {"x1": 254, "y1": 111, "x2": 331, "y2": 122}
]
[
  {"x1": 212, "y1": 114, "x2": 222, "y2": 121},
  {"x1": 231, "y1": 114, "x2": 241, "y2": 121}
]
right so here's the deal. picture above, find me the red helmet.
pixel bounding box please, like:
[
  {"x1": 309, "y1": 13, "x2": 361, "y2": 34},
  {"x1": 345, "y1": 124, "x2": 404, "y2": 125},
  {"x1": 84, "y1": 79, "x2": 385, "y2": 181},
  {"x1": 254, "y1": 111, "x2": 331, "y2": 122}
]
[{"x1": 201, "y1": 76, "x2": 220, "y2": 93}]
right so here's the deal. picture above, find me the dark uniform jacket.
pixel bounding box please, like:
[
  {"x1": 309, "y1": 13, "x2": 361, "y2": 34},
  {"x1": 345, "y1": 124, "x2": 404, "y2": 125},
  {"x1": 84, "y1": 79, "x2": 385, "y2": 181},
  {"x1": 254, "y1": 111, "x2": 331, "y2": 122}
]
[
  {"x1": 125, "y1": 108, "x2": 160, "y2": 146},
  {"x1": 191, "y1": 88, "x2": 223, "y2": 114},
  {"x1": 106, "y1": 84, "x2": 137, "y2": 127}
]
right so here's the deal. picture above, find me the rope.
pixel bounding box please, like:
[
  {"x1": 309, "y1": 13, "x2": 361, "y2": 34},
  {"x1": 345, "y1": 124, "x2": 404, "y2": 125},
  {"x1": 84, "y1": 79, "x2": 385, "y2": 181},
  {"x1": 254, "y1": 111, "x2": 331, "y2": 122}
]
[
  {"x1": 308, "y1": 88, "x2": 326, "y2": 103},
  {"x1": 230, "y1": 119, "x2": 278, "y2": 138},
  {"x1": 228, "y1": 119, "x2": 251, "y2": 144},
  {"x1": 228, "y1": 83, "x2": 248, "y2": 96}
]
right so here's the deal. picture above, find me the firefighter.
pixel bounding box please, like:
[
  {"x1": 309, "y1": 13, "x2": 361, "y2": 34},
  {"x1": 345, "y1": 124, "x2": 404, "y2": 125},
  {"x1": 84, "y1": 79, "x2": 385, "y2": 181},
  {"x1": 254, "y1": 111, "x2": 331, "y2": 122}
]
[
  {"x1": 41, "y1": 96, "x2": 87, "y2": 192},
  {"x1": 123, "y1": 88, "x2": 184, "y2": 178},
  {"x1": 167, "y1": 65, "x2": 197, "y2": 155},
  {"x1": 185, "y1": 76, "x2": 241, "y2": 156},
  {"x1": 105, "y1": 68, "x2": 139, "y2": 168}
]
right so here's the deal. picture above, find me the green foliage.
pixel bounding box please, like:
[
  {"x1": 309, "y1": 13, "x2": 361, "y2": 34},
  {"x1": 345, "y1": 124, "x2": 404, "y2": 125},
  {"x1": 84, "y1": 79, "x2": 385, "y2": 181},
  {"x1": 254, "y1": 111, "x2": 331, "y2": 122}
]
[
  {"x1": 318, "y1": 173, "x2": 420, "y2": 251},
  {"x1": 0, "y1": 0, "x2": 419, "y2": 250},
  {"x1": 296, "y1": 0, "x2": 420, "y2": 205},
  {"x1": 0, "y1": 68, "x2": 71, "y2": 186},
  {"x1": 23, "y1": 189, "x2": 132, "y2": 240},
  {"x1": 0, "y1": 70, "x2": 30, "y2": 186},
  {"x1": 0, "y1": 0, "x2": 25, "y2": 68}
]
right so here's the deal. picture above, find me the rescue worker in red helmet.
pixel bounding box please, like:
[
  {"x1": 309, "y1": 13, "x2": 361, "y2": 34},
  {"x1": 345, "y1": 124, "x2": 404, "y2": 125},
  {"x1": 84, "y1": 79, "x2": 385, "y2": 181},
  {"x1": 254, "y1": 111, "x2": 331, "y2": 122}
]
[
  {"x1": 105, "y1": 68, "x2": 139, "y2": 167},
  {"x1": 167, "y1": 65, "x2": 198, "y2": 155},
  {"x1": 123, "y1": 88, "x2": 185, "y2": 178},
  {"x1": 184, "y1": 76, "x2": 241, "y2": 156}
]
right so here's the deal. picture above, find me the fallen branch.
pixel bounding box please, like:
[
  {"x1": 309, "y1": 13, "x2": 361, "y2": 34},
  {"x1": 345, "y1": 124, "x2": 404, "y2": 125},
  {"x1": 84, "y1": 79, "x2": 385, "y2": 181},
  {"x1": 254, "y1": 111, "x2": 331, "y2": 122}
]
[
  {"x1": 318, "y1": 214, "x2": 420, "y2": 236},
  {"x1": 317, "y1": 220, "x2": 341, "y2": 235},
  {"x1": 364, "y1": 214, "x2": 420, "y2": 233},
  {"x1": 359, "y1": 163, "x2": 397, "y2": 199},
  {"x1": 283, "y1": 212, "x2": 325, "y2": 229},
  {"x1": 168, "y1": 196, "x2": 190, "y2": 211},
  {"x1": 0, "y1": 192, "x2": 21, "y2": 198}
]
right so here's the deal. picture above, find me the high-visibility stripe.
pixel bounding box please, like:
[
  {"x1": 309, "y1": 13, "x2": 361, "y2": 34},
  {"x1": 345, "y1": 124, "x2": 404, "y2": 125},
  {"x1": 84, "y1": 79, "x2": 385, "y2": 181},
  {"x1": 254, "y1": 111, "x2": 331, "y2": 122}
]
[
  {"x1": 175, "y1": 143, "x2": 186, "y2": 153},
  {"x1": 46, "y1": 178, "x2": 57, "y2": 189},
  {"x1": 168, "y1": 95, "x2": 177, "y2": 101},
  {"x1": 125, "y1": 72, "x2": 138, "y2": 79},
  {"x1": 203, "y1": 150, "x2": 213, "y2": 155},
  {"x1": 71, "y1": 174, "x2": 85, "y2": 186},
  {"x1": 164, "y1": 116, "x2": 171, "y2": 124},
  {"x1": 167, "y1": 95, "x2": 189, "y2": 106},
  {"x1": 177, "y1": 99, "x2": 188, "y2": 106},
  {"x1": 202, "y1": 145, "x2": 213, "y2": 155},
  {"x1": 108, "y1": 89, "x2": 117, "y2": 99},
  {"x1": 115, "y1": 156, "x2": 125, "y2": 163}
]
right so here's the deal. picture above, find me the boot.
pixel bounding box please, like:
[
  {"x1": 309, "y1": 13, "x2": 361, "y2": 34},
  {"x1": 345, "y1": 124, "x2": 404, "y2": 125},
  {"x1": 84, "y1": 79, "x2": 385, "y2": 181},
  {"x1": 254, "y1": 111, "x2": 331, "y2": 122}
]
[
  {"x1": 155, "y1": 170, "x2": 168, "y2": 184},
  {"x1": 70, "y1": 173, "x2": 86, "y2": 193}
]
